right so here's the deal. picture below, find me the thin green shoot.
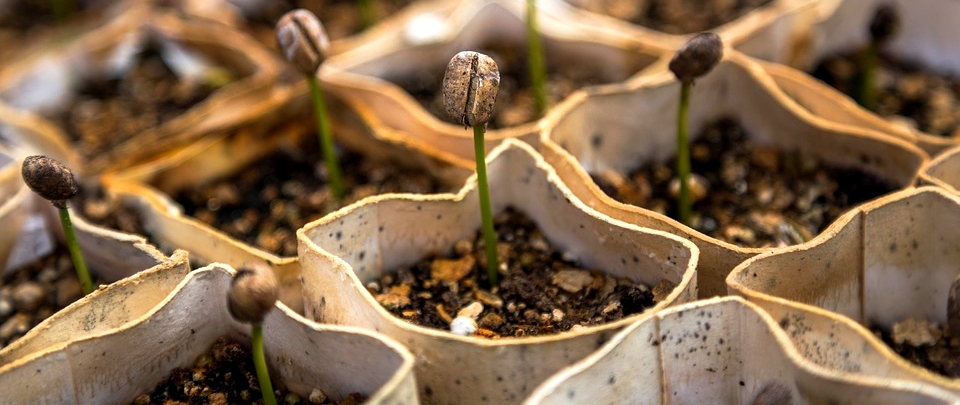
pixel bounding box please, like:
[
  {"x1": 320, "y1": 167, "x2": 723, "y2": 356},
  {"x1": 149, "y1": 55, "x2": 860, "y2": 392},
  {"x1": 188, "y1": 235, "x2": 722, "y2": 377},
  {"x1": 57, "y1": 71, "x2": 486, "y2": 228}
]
[
  {"x1": 526, "y1": 0, "x2": 548, "y2": 117},
  {"x1": 59, "y1": 206, "x2": 94, "y2": 295},
  {"x1": 307, "y1": 75, "x2": 345, "y2": 201},
  {"x1": 473, "y1": 124, "x2": 499, "y2": 286},
  {"x1": 252, "y1": 324, "x2": 277, "y2": 405}
]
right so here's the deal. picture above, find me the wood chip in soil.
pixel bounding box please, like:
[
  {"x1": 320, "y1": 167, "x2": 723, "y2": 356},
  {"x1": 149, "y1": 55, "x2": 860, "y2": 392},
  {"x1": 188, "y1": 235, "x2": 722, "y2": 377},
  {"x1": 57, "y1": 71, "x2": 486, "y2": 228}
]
[
  {"x1": 174, "y1": 136, "x2": 449, "y2": 257},
  {"x1": 131, "y1": 337, "x2": 364, "y2": 405},
  {"x1": 565, "y1": 0, "x2": 774, "y2": 34},
  {"x1": 591, "y1": 117, "x2": 898, "y2": 248},
  {"x1": 813, "y1": 50, "x2": 960, "y2": 138},
  {"x1": 371, "y1": 207, "x2": 671, "y2": 338},
  {"x1": 0, "y1": 248, "x2": 86, "y2": 350},
  {"x1": 872, "y1": 319, "x2": 960, "y2": 378}
]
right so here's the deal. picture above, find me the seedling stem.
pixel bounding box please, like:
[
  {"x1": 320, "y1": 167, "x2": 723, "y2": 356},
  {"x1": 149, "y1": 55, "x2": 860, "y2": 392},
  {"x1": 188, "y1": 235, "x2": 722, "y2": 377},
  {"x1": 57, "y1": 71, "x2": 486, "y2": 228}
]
[
  {"x1": 59, "y1": 206, "x2": 93, "y2": 295},
  {"x1": 474, "y1": 124, "x2": 499, "y2": 286},
  {"x1": 676, "y1": 81, "x2": 692, "y2": 225},
  {"x1": 308, "y1": 75, "x2": 345, "y2": 200},
  {"x1": 252, "y1": 324, "x2": 277, "y2": 405},
  {"x1": 526, "y1": 0, "x2": 548, "y2": 117},
  {"x1": 357, "y1": 0, "x2": 376, "y2": 29}
]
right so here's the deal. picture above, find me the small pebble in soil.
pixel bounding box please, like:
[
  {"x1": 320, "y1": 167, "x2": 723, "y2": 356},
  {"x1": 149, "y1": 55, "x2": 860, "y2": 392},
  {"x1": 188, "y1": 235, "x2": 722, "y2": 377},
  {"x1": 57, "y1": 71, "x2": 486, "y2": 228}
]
[
  {"x1": 132, "y1": 337, "x2": 365, "y2": 405},
  {"x1": 374, "y1": 207, "x2": 667, "y2": 338},
  {"x1": 566, "y1": 0, "x2": 774, "y2": 34},
  {"x1": 591, "y1": 117, "x2": 898, "y2": 248},
  {"x1": 874, "y1": 318, "x2": 960, "y2": 378}
]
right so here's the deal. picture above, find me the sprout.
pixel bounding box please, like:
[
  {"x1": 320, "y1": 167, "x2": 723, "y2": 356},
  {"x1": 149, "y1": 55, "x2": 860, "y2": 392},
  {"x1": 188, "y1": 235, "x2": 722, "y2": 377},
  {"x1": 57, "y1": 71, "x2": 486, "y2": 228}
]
[
  {"x1": 668, "y1": 32, "x2": 722, "y2": 226},
  {"x1": 526, "y1": 0, "x2": 548, "y2": 117},
  {"x1": 858, "y1": 3, "x2": 900, "y2": 110},
  {"x1": 228, "y1": 262, "x2": 280, "y2": 405},
  {"x1": 21, "y1": 155, "x2": 93, "y2": 295},
  {"x1": 443, "y1": 51, "x2": 501, "y2": 286},
  {"x1": 276, "y1": 9, "x2": 344, "y2": 201}
]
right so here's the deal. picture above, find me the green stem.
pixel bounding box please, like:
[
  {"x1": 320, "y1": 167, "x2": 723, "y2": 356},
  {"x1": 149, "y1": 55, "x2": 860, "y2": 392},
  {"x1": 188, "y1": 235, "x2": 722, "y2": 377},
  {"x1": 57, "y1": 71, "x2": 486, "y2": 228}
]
[
  {"x1": 308, "y1": 75, "x2": 345, "y2": 201},
  {"x1": 357, "y1": 0, "x2": 376, "y2": 29},
  {"x1": 473, "y1": 125, "x2": 499, "y2": 286},
  {"x1": 59, "y1": 206, "x2": 93, "y2": 295},
  {"x1": 526, "y1": 0, "x2": 548, "y2": 117},
  {"x1": 857, "y1": 41, "x2": 878, "y2": 111},
  {"x1": 252, "y1": 324, "x2": 277, "y2": 405},
  {"x1": 676, "y1": 81, "x2": 692, "y2": 226}
]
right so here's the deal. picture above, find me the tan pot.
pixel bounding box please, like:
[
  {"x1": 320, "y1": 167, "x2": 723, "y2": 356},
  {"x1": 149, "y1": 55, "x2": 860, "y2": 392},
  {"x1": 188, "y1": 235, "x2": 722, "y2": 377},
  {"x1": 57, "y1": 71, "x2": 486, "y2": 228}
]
[
  {"x1": 298, "y1": 139, "x2": 699, "y2": 405},
  {"x1": 539, "y1": 49, "x2": 927, "y2": 298},
  {"x1": 321, "y1": 0, "x2": 665, "y2": 171},
  {"x1": 0, "y1": 7, "x2": 282, "y2": 175},
  {"x1": 728, "y1": 186, "x2": 960, "y2": 396},
  {"x1": 526, "y1": 296, "x2": 959, "y2": 404},
  {"x1": 919, "y1": 144, "x2": 960, "y2": 195},
  {"x1": 0, "y1": 263, "x2": 420, "y2": 404},
  {"x1": 781, "y1": 0, "x2": 960, "y2": 155}
]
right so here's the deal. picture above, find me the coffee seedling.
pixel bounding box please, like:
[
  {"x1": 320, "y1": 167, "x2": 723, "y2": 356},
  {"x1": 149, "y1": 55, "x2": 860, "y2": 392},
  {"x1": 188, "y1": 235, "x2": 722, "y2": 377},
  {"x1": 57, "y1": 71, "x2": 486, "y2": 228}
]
[
  {"x1": 21, "y1": 155, "x2": 94, "y2": 295},
  {"x1": 526, "y1": 0, "x2": 548, "y2": 117},
  {"x1": 668, "y1": 32, "x2": 722, "y2": 226},
  {"x1": 228, "y1": 263, "x2": 281, "y2": 405},
  {"x1": 443, "y1": 51, "x2": 501, "y2": 286},
  {"x1": 858, "y1": 3, "x2": 900, "y2": 111},
  {"x1": 276, "y1": 9, "x2": 345, "y2": 200}
]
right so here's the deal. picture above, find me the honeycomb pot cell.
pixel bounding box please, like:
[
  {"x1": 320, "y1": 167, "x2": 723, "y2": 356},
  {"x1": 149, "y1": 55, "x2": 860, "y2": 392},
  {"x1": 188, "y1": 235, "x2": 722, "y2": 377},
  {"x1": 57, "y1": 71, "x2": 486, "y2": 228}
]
[
  {"x1": 298, "y1": 139, "x2": 698, "y2": 405},
  {"x1": 526, "y1": 297, "x2": 959, "y2": 404},
  {"x1": 920, "y1": 144, "x2": 960, "y2": 195},
  {"x1": 321, "y1": 0, "x2": 664, "y2": 170},
  {"x1": 0, "y1": 6, "x2": 281, "y2": 175},
  {"x1": 540, "y1": 49, "x2": 927, "y2": 298},
  {"x1": 786, "y1": 0, "x2": 960, "y2": 155},
  {"x1": 0, "y1": 264, "x2": 420, "y2": 404},
  {"x1": 728, "y1": 187, "x2": 960, "y2": 394},
  {"x1": 555, "y1": 0, "x2": 821, "y2": 66}
]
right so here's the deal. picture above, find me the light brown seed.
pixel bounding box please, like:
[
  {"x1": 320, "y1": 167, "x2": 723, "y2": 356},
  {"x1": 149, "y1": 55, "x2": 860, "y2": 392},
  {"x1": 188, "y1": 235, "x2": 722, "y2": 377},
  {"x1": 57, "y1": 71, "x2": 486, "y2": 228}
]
[
  {"x1": 227, "y1": 262, "x2": 280, "y2": 325},
  {"x1": 21, "y1": 155, "x2": 79, "y2": 209},
  {"x1": 669, "y1": 32, "x2": 723, "y2": 84},
  {"x1": 442, "y1": 51, "x2": 500, "y2": 128},
  {"x1": 276, "y1": 9, "x2": 330, "y2": 76}
]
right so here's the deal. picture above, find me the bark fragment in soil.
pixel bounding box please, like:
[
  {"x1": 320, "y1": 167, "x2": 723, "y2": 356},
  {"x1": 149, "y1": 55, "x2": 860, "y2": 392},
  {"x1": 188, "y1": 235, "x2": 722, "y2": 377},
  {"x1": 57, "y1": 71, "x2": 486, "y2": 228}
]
[
  {"x1": 566, "y1": 0, "x2": 774, "y2": 35},
  {"x1": 873, "y1": 319, "x2": 960, "y2": 378},
  {"x1": 132, "y1": 337, "x2": 364, "y2": 405},
  {"x1": 813, "y1": 51, "x2": 960, "y2": 138},
  {"x1": 174, "y1": 136, "x2": 448, "y2": 257},
  {"x1": 372, "y1": 208, "x2": 665, "y2": 338},
  {"x1": 0, "y1": 248, "x2": 86, "y2": 349},
  {"x1": 591, "y1": 117, "x2": 898, "y2": 248}
]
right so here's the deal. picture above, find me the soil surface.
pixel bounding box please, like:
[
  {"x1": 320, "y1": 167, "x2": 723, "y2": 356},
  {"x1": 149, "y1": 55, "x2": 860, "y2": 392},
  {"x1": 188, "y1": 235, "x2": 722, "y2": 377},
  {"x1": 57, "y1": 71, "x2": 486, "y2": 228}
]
[
  {"x1": 873, "y1": 319, "x2": 960, "y2": 378},
  {"x1": 372, "y1": 207, "x2": 671, "y2": 338},
  {"x1": 566, "y1": 0, "x2": 774, "y2": 34},
  {"x1": 0, "y1": 248, "x2": 85, "y2": 349},
  {"x1": 132, "y1": 337, "x2": 364, "y2": 405},
  {"x1": 591, "y1": 117, "x2": 898, "y2": 248},
  {"x1": 813, "y1": 50, "x2": 960, "y2": 138},
  {"x1": 174, "y1": 136, "x2": 448, "y2": 257},
  {"x1": 49, "y1": 43, "x2": 237, "y2": 162},
  {"x1": 74, "y1": 185, "x2": 150, "y2": 238},
  {"x1": 392, "y1": 43, "x2": 621, "y2": 129}
]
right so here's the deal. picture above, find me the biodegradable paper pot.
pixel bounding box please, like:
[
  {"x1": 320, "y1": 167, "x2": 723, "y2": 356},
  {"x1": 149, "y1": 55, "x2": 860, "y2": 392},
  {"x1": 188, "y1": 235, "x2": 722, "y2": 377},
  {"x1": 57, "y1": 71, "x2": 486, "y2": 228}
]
[
  {"x1": 0, "y1": 250, "x2": 190, "y2": 368},
  {"x1": 787, "y1": 0, "x2": 960, "y2": 154},
  {"x1": 298, "y1": 139, "x2": 699, "y2": 405},
  {"x1": 526, "y1": 296, "x2": 959, "y2": 404},
  {"x1": 321, "y1": 0, "x2": 665, "y2": 170},
  {"x1": 0, "y1": 263, "x2": 420, "y2": 404},
  {"x1": 727, "y1": 186, "x2": 960, "y2": 396},
  {"x1": 558, "y1": 0, "x2": 822, "y2": 66},
  {"x1": 0, "y1": 6, "x2": 282, "y2": 175},
  {"x1": 920, "y1": 144, "x2": 960, "y2": 195},
  {"x1": 539, "y1": 50, "x2": 927, "y2": 298}
]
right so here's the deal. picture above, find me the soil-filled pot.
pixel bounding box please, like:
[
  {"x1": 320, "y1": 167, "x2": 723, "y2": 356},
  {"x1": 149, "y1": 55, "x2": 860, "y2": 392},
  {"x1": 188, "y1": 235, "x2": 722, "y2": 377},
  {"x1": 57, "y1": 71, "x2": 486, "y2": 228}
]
[
  {"x1": 557, "y1": 0, "x2": 821, "y2": 66},
  {"x1": 321, "y1": 0, "x2": 664, "y2": 170},
  {"x1": 298, "y1": 139, "x2": 699, "y2": 405},
  {"x1": 539, "y1": 49, "x2": 927, "y2": 298},
  {"x1": 785, "y1": 0, "x2": 960, "y2": 155},
  {"x1": 0, "y1": 263, "x2": 420, "y2": 404},
  {"x1": 0, "y1": 6, "x2": 281, "y2": 175},
  {"x1": 728, "y1": 186, "x2": 960, "y2": 395},
  {"x1": 920, "y1": 144, "x2": 960, "y2": 196},
  {"x1": 526, "y1": 296, "x2": 959, "y2": 404}
]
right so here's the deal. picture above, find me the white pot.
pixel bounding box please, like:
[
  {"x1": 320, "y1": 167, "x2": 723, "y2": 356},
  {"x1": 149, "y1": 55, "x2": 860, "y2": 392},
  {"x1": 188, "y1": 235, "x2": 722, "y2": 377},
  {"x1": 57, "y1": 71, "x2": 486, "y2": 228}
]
[{"x1": 920, "y1": 144, "x2": 960, "y2": 195}]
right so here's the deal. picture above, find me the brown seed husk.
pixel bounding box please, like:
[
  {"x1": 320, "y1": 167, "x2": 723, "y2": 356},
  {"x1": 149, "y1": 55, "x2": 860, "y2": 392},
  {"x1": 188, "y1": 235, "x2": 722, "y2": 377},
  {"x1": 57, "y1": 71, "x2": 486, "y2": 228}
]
[
  {"x1": 227, "y1": 262, "x2": 279, "y2": 324},
  {"x1": 21, "y1": 155, "x2": 79, "y2": 209},
  {"x1": 442, "y1": 51, "x2": 500, "y2": 127},
  {"x1": 669, "y1": 32, "x2": 723, "y2": 83},
  {"x1": 276, "y1": 9, "x2": 330, "y2": 76},
  {"x1": 869, "y1": 3, "x2": 900, "y2": 44}
]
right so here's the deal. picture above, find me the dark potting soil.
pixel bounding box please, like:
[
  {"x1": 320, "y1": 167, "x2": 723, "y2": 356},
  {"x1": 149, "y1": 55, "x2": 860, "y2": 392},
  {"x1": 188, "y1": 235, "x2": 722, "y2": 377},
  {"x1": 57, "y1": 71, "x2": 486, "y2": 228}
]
[
  {"x1": 566, "y1": 0, "x2": 774, "y2": 35},
  {"x1": 392, "y1": 43, "x2": 619, "y2": 129},
  {"x1": 373, "y1": 207, "x2": 671, "y2": 338},
  {"x1": 873, "y1": 321, "x2": 960, "y2": 378},
  {"x1": 173, "y1": 137, "x2": 448, "y2": 258},
  {"x1": 74, "y1": 185, "x2": 150, "y2": 238},
  {"x1": 813, "y1": 50, "x2": 960, "y2": 138},
  {"x1": 49, "y1": 43, "x2": 238, "y2": 161},
  {"x1": 0, "y1": 248, "x2": 86, "y2": 350},
  {"x1": 591, "y1": 117, "x2": 898, "y2": 248},
  {"x1": 132, "y1": 337, "x2": 365, "y2": 405}
]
